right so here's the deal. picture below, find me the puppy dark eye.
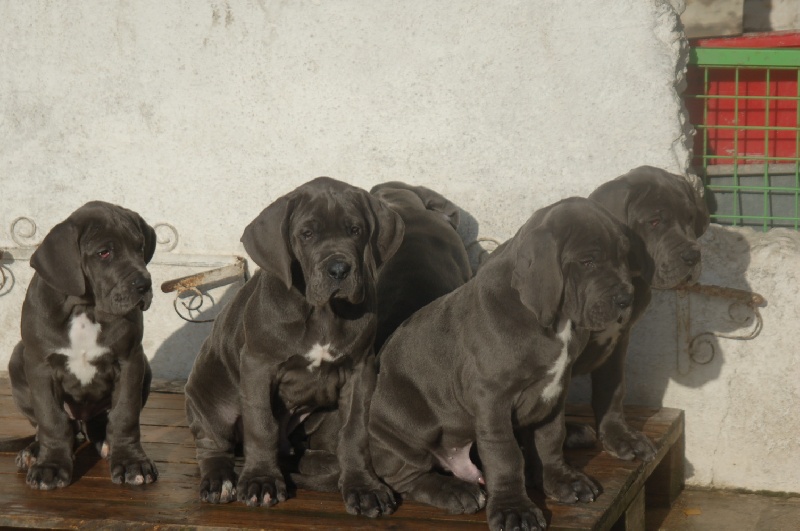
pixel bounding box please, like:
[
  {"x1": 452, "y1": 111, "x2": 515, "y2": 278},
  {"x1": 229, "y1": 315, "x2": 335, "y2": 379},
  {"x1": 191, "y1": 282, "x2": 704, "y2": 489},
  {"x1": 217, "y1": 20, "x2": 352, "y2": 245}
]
[
  {"x1": 301, "y1": 229, "x2": 313, "y2": 240},
  {"x1": 580, "y1": 258, "x2": 595, "y2": 268},
  {"x1": 350, "y1": 226, "x2": 362, "y2": 236},
  {"x1": 97, "y1": 249, "x2": 111, "y2": 260}
]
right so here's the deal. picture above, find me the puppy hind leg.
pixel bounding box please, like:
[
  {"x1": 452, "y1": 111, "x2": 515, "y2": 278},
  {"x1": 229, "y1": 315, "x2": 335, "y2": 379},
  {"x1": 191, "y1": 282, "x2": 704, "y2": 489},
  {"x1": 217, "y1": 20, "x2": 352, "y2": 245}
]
[
  {"x1": 15, "y1": 440, "x2": 40, "y2": 471},
  {"x1": 407, "y1": 473, "x2": 486, "y2": 515},
  {"x1": 564, "y1": 421, "x2": 597, "y2": 449},
  {"x1": 371, "y1": 436, "x2": 485, "y2": 515},
  {"x1": 187, "y1": 396, "x2": 239, "y2": 503},
  {"x1": 8, "y1": 343, "x2": 36, "y2": 425}
]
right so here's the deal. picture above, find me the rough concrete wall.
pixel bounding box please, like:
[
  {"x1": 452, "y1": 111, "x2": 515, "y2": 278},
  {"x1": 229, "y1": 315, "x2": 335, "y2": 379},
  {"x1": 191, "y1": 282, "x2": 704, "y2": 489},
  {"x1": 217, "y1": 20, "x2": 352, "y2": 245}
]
[{"x1": 1, "y1": 0, "x2": 798, "y2": 494}]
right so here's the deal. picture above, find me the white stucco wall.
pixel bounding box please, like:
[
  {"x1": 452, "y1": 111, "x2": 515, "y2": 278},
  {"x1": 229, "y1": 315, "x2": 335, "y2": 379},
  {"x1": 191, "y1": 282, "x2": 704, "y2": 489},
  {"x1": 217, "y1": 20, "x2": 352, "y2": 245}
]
[{"x1": 1, "y1": 0, "x2": 798, "y2": 494}]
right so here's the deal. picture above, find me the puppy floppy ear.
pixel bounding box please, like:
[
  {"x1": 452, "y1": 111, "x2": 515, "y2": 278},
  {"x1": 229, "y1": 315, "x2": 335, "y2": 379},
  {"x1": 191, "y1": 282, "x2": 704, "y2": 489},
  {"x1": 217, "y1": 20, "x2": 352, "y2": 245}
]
[
  {"x1": 410, "y1": 184, "x2": 461, "y2": 230},
  {"x1": 30, "y1": 220, "x2": 86, "y2": 296},
  {"x1": 241, "y1": 195, "x2": 296, "y2": 289},
  {"x1": 363, "y1": 193, "x2": 405, "y2": 270},
  {"x1": 588, "y1": 176, "x2": 631, "y2": 225},
  {"x1": 681, "y1": 177, "x2": 711, "y2": 237},
  {"x1": 511, "y1": 225, "x2": 562, "y2": 328},
  {"x1": 133, "y1": 213, "x2": 157, "y2": 264},
  {"x1": 624, "y1": 226, "x2": 654, "y2": 283}
]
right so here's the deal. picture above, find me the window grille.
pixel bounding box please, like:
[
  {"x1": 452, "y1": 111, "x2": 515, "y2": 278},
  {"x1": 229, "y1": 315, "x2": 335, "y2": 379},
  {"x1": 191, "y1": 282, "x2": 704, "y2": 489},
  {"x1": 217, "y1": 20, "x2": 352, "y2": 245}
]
[{"x1": 686, "y1": 39, "x2": 800, "y2": 231}]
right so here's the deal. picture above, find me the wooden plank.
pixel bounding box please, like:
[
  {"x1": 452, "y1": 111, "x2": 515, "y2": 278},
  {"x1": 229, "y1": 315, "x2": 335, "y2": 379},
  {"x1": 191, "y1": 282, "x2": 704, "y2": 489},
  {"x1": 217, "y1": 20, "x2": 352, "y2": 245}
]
[
  {"x1": 0, "y1": 379, "x2": 684, "y2": 530},
  {"x1": 646, "y1": 426, "x2": 686, "y2": 508},
  {"x1": 610, "y1": 486, "x2": 645, "y2": 531}
]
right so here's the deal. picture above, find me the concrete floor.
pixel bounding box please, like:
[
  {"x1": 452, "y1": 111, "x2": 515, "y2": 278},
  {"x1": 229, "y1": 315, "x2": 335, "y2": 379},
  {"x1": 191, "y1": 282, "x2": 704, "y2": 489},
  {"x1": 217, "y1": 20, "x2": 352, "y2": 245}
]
[{"x1": 648, "y1": 488, "x2": 800, "y2": 530}]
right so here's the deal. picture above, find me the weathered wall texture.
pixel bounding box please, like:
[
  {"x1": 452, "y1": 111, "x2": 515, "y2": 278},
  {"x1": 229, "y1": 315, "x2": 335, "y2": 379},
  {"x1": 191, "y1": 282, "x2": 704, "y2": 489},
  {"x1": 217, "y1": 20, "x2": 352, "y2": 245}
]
[{"x1": 1, "y1": 1, "x2": 797, "y2": 493}]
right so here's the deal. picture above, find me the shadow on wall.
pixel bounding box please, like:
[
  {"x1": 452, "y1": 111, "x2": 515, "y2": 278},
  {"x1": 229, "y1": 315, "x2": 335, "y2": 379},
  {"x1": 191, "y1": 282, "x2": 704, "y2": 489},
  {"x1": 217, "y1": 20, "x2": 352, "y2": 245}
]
[{"x1": 149, "y1": 279, "x2": 244, "y2": 381}]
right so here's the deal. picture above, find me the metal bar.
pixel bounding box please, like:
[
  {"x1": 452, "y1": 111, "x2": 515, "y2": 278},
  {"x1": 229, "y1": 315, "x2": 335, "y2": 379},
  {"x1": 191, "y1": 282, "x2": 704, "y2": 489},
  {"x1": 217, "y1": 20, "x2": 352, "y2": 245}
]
[
  {"x1": 160, "y1": 257, "x2": 246, "y2": 294},
  {"x1": 702, "y1": 65, "x2": 710, "y2": 189},
  {"x1": 763, "y1": 68, "x2": 771, "y2": 231},
  {"x1": 706, "y1": 184, "x2": 800, "y2": 192},
  {"x1": 711, "y1": 213, "x2": 800, "y2": 221},
  {"x1": 733, "y1": 66, "x2": 741, "y2": 226},
  {"x1": 690, "y1": 48, "x2": 800, "y2": 67},
  {"x1": 704, "y1": 163, "x2": 798, "y2": 175},
  {"x1": 703, "y1": 154, "x2": 800, "y2": 162},
  {"x1": 696, "y1": 124, "x2": 798, "y2": 132},
  {"x1": 796, "y1": 68, "x2": 800, "y2": 230},
  {"x1": 688, "y1": 94, "x2": 799, "y2": 101}
]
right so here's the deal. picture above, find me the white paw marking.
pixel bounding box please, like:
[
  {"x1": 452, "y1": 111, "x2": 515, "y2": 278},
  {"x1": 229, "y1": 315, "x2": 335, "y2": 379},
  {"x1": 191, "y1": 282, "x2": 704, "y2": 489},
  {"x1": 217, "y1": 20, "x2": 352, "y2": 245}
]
[
  {"x1": 221, "y1": 480, "x2": 234, "y2": 499},
  {"x1": 542, "y1": 319, "x2": 572, "y2": 402},
  {"x1": 303, "y1": 342, "x2": 338, "y2": 370},
  {"x1": 57, "y1": 314, "x2": 109, "y2": 385}
]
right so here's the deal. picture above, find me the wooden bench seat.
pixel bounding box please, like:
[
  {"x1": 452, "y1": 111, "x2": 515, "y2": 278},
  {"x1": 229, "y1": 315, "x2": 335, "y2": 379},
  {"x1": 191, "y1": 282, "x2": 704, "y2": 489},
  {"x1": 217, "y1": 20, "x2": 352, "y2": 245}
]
[{"x1": 0, "y1": 378, "x2": 683, "y2": 530}]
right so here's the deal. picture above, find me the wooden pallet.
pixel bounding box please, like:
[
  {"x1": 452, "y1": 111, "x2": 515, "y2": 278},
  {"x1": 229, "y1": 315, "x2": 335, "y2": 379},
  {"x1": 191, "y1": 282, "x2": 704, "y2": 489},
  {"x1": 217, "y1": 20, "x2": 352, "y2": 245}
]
[{"x1": 0, "y1": 378, "x2": 683, "y2": 530}]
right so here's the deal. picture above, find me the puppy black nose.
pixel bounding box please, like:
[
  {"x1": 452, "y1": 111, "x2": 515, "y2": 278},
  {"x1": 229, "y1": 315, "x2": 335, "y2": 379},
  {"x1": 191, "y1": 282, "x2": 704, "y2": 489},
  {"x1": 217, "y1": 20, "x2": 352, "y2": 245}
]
[
  {"x1": 614, "y1": 291, "x2": 633, "y2": 310},
  {"x1": 132, "y1": 276, "x2": 152, "y2": 294},
  {"x1": 681, "y1": 247, "x2": 701, "y2": 267},
  {"x1": 327, "y1": 260, "x2": 351, "y2": 281}
]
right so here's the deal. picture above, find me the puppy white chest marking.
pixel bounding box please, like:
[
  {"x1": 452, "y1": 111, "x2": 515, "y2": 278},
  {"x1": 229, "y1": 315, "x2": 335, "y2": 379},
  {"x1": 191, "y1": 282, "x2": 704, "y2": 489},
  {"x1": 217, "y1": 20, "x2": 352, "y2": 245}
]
[
  {"x1": 57, "y1": 314, "x2": 109, "y2": 386},
  {"x1": 541, "y1": 319, "x2": 572, "y2": 402},
  {"x1": 304, "y1": 343, "x2": 338, "y2": 370}
]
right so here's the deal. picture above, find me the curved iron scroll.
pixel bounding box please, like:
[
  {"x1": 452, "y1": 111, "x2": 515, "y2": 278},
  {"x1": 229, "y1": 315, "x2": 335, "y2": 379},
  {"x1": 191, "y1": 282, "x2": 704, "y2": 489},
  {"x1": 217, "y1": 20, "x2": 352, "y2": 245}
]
[{"x1": 673, "y1": 283, "x2": 766, "y2": 375}]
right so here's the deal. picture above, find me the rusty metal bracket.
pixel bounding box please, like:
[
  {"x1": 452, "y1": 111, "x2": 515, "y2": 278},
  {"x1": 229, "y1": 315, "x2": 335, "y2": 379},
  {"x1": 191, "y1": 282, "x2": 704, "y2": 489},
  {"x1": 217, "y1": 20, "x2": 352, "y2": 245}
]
[
  {"x1": 673, "y1": 283, "x2": 766, "y2": 375},
  {"x1": 160, "y1": 257, "x2": 248, "y2": 323}
]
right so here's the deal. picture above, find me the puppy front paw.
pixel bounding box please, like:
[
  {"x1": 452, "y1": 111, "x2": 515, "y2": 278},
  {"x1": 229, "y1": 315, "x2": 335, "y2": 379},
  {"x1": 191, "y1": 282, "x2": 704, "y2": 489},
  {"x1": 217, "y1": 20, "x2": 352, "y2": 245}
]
[
  {"x1": 543, "y1": 464, "x2": 599, "y2": 503},
  {"x1": 600, "y1": 423, "x2": 656, "y2": 462},
  {"x1": 26, "y1": 461, "x2": 72, "y2": 490},
  {"x1": 341, "y1": 475, "x2": 397, "y2": 517},
  {"x1": 487, "y1": 497, "x2": 547, "y2": 531},
  {"x1": 199, "y1": 457, "x2": 238, "y2": 503},
  {"x1": 236, "y1": 471, "x2": 287, "y2": 507},
  {"x1": 110, "y1": 455, "x2": 158, "y2": 485}
]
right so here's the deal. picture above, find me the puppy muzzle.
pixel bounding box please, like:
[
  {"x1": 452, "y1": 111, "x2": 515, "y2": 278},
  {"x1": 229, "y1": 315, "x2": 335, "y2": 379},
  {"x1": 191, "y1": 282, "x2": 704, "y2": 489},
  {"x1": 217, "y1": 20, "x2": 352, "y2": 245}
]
[
  {"x1": 100, "y1": 271, "x2": 153, "y2": 315},
  {"x1": 306, "y1": 255, "x2": 364, "y2": 306},
  {"x1": 586, "y1": 284, "x2": 634, "y2": 331},
  {"x1": 653, "y1": 243, "x2": 702, "y2": 289}
]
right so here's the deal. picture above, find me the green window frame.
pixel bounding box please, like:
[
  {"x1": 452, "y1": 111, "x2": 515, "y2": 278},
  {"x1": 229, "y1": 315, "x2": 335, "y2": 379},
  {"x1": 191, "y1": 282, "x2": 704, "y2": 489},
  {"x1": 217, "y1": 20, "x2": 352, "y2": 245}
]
[{"x1": 686, "y1": 47, "x2": 800, "y2": 231}]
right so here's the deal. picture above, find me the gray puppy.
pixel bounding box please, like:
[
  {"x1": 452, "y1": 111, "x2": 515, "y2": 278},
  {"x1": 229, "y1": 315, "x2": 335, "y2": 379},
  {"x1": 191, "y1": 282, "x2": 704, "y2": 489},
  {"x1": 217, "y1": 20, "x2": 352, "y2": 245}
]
[
  {"x1": 567, "y1": 166, "x2": 710, "y2": 460},
  {"x1": 370, "y1": 181, "x2": 472, "y2": 351},
  {"x1": 184, "y1": 177, "x2": 404, "y2": 516},
  {"x1": 368, "y1": 197, "x2": 635, "y2": 531},
  {"x1": 8, "y1": 201, "x2": 157, "y2": 489}
]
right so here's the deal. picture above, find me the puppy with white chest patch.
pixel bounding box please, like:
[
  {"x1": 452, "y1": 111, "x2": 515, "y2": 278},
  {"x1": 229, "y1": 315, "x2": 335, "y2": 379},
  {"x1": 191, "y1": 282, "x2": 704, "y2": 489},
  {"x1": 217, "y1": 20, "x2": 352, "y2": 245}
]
[
  {"x1": 367, "y1": 197, "x2": 635, "y2": 531},
  {"x1": 8, "y1": 201, "x2": 158, "y2": 489},
  {"x1": 184, "y1": 177, "x2": 404, "y2": 516}
]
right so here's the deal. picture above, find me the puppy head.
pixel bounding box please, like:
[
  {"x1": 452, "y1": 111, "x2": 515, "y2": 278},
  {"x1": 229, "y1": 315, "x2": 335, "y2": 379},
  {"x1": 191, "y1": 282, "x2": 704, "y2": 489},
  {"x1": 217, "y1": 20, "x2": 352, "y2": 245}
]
[
  {"x1": 30, "y1": 201, "x2": 156, "y2": 315},
  {"x1": 241, "y1": 177, "x2": 404, "y2": 307},
  {"x1": 370, "y1": 181, "x2": 461, "y2": 230},
  {"x1": 589, "y1": 166, "x2": 710, "y2": 289},
  {"x1": 512, "y1": 197, "x2": 634, "y2": 331}
]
